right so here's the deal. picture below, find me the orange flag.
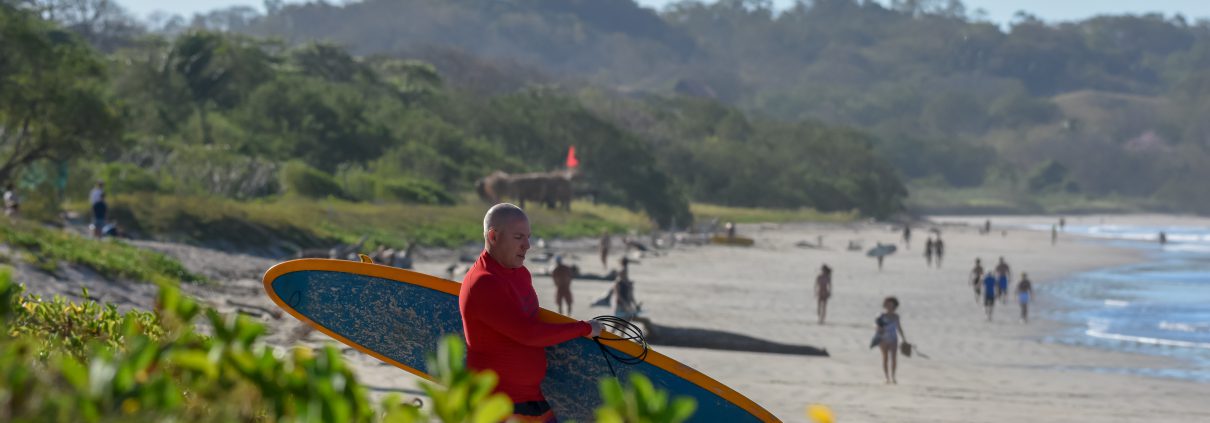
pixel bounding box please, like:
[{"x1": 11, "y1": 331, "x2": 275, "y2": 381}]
[{"x1": 566, "y1": 146, "x2": 579, "y2": 169}]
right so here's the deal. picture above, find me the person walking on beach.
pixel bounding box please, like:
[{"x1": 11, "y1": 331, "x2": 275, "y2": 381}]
[
  {"x1": 552, "y1": 256, "x2": 574, "y2": 315},
  {"x1": 924, "y1": 237, "x2": 935, "y2": 267},
  {"x1": 995, "y1": 257, "x2": 1011, "y2": 304},
  {"x1": 89, "y1": 181, "x2": 106, "y2": 238},
  {"x1": 934, "y1": 236, "x2": 945, "y2": 268},
  {"x1": 1017, "y1": 273, "x2": 1034, "y2": 323},
  {"x1": 902, "y1": 226, "x2": 911, "y2": 250},
  {"x1": 971, "y1": 258, "x2": 985, "y2": 303},
  {"x1": 815, "y1": 265, "x2": 832, "y2": 324},
  {"x1": 459, "y1": 203, "x2": 603, "y2": 422},
  {"x1": 599, "y1": 230, "x2": 611, "y2": 269},
  {"x1": 875, "y1": 297, "x2": 908, "y2": 384},
  {"x1": 1051, "y1": 225, "x2": 1058, "y2": 245},
  {"x1": 983, "y1": 272, "x2": 997, "y2": 321},
  {"x1": 983, "y1": 219, "x2": 992, "y2": 235}
]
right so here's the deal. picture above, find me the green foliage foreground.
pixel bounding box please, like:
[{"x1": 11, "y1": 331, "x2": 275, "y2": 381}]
[{"x1": 0, "y1": 271, "x2": 696, "y2": 422}]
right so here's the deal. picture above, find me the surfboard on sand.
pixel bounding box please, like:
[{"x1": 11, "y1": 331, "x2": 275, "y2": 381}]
[
  {"x1": 263, "y1": 259, "x2": 779, "y2": 422},
  {"x1": 710, "y1": 235, "x2": 755, "y2": 246}
]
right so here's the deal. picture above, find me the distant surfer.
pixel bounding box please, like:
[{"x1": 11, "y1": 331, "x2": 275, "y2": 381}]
[
  {"x1": 971, "y1": 258, "x2": 984, "y2": 303},
  {"x1": 459, "y1": 203, "x2": 602, "y2": 422},
  {"x1": 815, "y1": 265, "x2": 832, "y2": 325},
  {"x1": 552, "y1": 256, "x2": 574, "y2": 315},
  {"x1": 995, "y1": 257, "x2": 1011, "y2": 304},
  {"x1": 874, "y1": 296, "x2": 908, "y2": 384},
  {"x1": 1159, "y1": 231, "x2": 1167, "y2": 245},
  {"x1": 1017, "y1": 273, "x2": 1034, "y2": 323},
  {"x1": 983, "y1": 271, "x2": 997, "y2": 321}
]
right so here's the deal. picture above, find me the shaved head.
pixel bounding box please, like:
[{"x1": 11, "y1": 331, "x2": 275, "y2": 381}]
[
  {"x1": 483, "y1": 203, "x2": 528, "y2": 235},
  {"x1": 483, "y1": 203, "x2": 530, "y2": 268}
]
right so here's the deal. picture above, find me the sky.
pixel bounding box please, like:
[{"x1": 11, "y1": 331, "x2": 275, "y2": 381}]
[{"x1": 119, "y1": 0, "x2": 1210, "y2": 26}]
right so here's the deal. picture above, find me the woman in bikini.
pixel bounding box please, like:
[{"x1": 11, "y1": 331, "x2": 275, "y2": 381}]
[{"x1": 876, "y1": 296, "x2": 908, "y2": 384}]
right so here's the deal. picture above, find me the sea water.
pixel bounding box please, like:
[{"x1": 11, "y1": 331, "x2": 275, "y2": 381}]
[{"x1": 1030, "y1": 223, "x2": 1210, "y2": 382}]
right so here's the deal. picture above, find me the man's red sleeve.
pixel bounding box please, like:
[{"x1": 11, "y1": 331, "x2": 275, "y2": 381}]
[{"x1": 467, "y1": 277, "x2": 591, "y2": 347}]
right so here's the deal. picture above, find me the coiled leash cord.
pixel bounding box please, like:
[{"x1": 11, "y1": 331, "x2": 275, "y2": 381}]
[{"x1": 591, "y1": 316, "x2": 649, "y2": 377}]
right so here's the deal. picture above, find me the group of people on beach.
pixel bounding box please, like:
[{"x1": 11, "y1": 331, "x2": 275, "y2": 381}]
[{"x1": 971, "y1": 257, "x2": 1034, "y2": 322}]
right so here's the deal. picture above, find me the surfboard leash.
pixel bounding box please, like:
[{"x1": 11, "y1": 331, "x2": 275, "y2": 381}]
[{"x1": 591, "y1": 316, "x2": 649, "y2": 377}]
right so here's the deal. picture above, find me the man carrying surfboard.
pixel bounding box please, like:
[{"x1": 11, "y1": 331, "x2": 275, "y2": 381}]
[{"x1": 459, "y1": 203, "x2": 603, "y2": 422}]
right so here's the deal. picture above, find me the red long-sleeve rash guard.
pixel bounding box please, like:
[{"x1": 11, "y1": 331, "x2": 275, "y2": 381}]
[{"x1": 459, "y1": 251, "x2": 591, "y2": 403}]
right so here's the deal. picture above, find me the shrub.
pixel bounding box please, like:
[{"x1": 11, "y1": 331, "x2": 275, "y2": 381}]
[
  {"x1": 281, "y1": 161, "x2": 345, "y2": 199},
  {"x1": 0, "y1": 271, "x2": 699, "y2": 423},
  {"x1": 98, "y1": 163, "x2": 162, "y2": 194}
]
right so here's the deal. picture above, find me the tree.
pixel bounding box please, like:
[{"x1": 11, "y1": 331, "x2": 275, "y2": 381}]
[{"x1": 0, "y1": 5, "x2": 121, "y2": 183}]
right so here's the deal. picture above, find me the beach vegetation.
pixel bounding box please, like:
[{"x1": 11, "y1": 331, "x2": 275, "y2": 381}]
[{"x1": 0, "y1": 273, "x2": 695, "y2": 422}]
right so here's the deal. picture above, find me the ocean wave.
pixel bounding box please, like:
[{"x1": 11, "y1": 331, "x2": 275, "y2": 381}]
[
  {"x1": 1085, "y1": 328, "x2": 1210, "y2": 350},
  {"x1": 1163, "y1": 243, "x2": 1210, "y2": 254},
  {"x1": 1159, "y1": 321, "x2": 1210, "y2": 333}
]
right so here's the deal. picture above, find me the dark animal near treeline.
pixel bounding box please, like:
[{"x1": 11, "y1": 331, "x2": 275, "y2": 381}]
[{"x1": 475, "y1": 170, "x2": 575, "y2": 210}]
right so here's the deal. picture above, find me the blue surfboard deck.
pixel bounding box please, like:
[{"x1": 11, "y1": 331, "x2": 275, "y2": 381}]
[{"x1": 263, "y1": 259, "x2": 777, "y2": 422}]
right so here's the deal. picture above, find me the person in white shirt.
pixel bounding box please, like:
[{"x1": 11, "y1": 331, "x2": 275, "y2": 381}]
[
  {"x1": 90, "y1": 181, "x2": 106, "y2": 237},
  {"x1": 3, "y1": 184, "x2": 18, "y2": 218}
]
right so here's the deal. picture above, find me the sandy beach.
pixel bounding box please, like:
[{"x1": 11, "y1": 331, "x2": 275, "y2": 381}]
[
  {"x1": 419, "y1": 216, "x2": 1210, "y2": 422},
  {"x1": 18, "y1": 215, "x2": 1210, "y2": 422}
]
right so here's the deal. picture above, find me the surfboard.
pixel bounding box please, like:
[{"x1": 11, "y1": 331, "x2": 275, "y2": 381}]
[
  {"x1": 263, "y1": 259, "x2": 779, "y2": 422},
  {"x1": 710, "y1": 235, "x2": 755, "y2": 246},
  {"x1": 865, "y1": 244, "x2": 897, "y2": 257}
]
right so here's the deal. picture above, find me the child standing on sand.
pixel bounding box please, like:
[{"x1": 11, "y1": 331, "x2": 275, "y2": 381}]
[{"x1": 875, "y1": 297, "x2": 908, "y2": 384}]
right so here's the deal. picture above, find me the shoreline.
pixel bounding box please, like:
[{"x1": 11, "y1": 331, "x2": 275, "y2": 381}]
[{"x1": 498, "y1": 216, "x2": 1209, "y2": 422}]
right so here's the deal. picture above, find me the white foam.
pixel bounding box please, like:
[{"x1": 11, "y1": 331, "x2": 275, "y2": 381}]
[
  {"x1": 1085, "y1": 329, "x2": 1210, "y2": 350},
  {"x1": 1163, "y1": 244, "x2": 1210, "y2": 254},
  {"x1": 1159, "y1": 321, "x2": 1210, "y2": 333},
  {"x1": 1103, "y1": 299, "x2": 1130, "y2": 307}
]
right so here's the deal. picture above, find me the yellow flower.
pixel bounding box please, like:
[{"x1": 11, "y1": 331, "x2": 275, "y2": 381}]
[
  {"x1": 806, "y1": 404, "x2": 834, "y2": 423},
  {"x1": 122, "y1": 398, "x2": 140, "y2": 415}
]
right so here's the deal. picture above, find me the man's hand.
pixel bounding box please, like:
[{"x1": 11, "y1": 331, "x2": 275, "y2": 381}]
[{"x1": 588, "y1": 319, "x2": 603, "y2": 338}]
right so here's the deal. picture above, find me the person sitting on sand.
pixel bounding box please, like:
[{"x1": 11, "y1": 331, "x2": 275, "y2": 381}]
[
  {"x1": 611, "y1": 257, "x2": 638, "y2": 320},
  {"x1": 1017, "y1": 273, "x2": 1034, "y2": 323},
  {"x1": 552, "y1": 256, "x2": 574, "y2": 315},
  {"x1": 875, "y1": 296, "x2": 908, "y2": 384},
  {"x1": 971, "y1": 258, "x2": 984, "y2": 303},
  {"x1": 815, "y1": 265, "x2": 832, "y2": 325},
  {"x1": 983, "y1": 271, "x2": 998, "y2": 321}
]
